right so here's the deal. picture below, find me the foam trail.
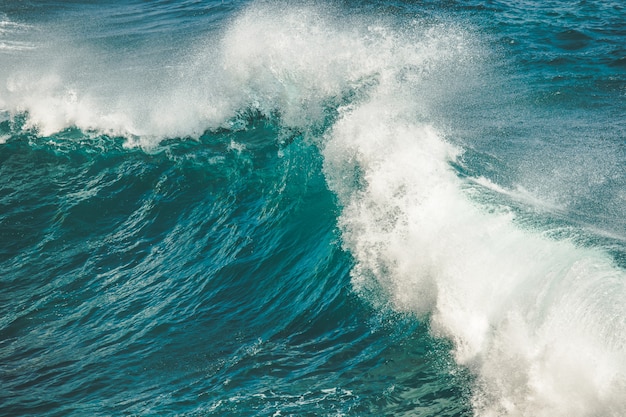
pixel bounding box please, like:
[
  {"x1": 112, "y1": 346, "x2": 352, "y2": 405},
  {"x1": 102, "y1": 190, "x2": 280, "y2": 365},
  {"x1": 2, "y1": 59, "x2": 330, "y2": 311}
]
[{"x1": 0, "y1": 15, "x2": 36, "y2": 52}]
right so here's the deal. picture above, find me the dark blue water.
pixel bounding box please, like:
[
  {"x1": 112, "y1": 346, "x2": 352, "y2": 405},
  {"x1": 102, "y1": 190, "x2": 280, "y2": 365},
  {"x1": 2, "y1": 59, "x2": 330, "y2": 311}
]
[{"x1": 1, "y1": 1, "x2": 625, "y2": 416}]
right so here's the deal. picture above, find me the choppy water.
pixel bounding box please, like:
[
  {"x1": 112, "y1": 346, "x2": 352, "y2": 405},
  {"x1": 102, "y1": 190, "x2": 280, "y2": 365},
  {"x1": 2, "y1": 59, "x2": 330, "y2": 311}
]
[{"x1": 1, "y1": 1, "x2": 625, "y2": 416}]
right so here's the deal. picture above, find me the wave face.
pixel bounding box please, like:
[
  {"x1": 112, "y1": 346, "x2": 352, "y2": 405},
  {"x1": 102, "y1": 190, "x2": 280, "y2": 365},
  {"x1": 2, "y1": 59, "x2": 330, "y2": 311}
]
[{"x1": 1, "y1": 1, "x2": 625, "y2": 416}]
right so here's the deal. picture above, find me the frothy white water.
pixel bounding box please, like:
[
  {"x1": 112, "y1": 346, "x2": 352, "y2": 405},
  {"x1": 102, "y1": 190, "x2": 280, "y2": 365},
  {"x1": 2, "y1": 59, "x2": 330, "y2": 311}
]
[
  {"x1": 1, "y1": 3, "x2": 625, "y2": 415},
  {"x1": 0, "y1": 2, "x2": 474, "y2": 143},
  {"x1": 323, "y1": 96, "x2": 626, "y2": 416},
  {"x1": 290, "y1": 7, "x2": 626, "y2": 417},
  {"x1": 222, "y1": 5, "x2": 626, "y2": 415}
]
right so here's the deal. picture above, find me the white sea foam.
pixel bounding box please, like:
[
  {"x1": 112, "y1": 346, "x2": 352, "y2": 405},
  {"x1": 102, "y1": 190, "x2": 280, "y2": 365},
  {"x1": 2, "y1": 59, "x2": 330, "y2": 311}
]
[
  {"x1": 219, "y1": 5, "x2": 626, "y2": 415},
  {"x1": 0, "y1": 3, "x2": 474, "y2": 142},
  {"x1": 323, "y1": 96, "x2": 626, "y2": 416}
]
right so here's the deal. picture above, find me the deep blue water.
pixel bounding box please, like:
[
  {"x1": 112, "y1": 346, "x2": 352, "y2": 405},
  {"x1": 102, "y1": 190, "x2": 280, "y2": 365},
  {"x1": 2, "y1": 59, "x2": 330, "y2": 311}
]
[{"x1": 1, "y1": 1, "x2": 625, "y2": 416}]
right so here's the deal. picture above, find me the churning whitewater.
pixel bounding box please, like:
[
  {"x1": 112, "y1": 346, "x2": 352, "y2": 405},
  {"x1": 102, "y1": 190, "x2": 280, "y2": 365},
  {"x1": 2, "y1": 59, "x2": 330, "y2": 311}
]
[{"x1": 1, "y1": 1, "x2": 625, "y2": 416}]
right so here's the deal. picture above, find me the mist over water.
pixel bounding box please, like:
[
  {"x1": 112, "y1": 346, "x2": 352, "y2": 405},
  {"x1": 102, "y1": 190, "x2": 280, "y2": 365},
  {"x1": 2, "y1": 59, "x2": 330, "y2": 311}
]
[{"x1": 1, "y1": 1, "x2": 625, "y2": 416}]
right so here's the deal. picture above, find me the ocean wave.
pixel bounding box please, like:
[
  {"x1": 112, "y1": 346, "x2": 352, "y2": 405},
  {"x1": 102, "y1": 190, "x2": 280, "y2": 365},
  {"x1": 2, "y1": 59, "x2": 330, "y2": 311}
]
[{"x1": 1, "y1": 2, "x2": 625, "y2": 416}]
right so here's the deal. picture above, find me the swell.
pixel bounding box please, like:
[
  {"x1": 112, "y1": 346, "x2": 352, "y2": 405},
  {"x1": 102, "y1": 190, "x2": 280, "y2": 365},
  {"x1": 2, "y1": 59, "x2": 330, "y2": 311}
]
[
  {"x1": 0, "y1": 121, "x2": 347, "y2": 415},
  {"x1": 0, "y1": 119, "x2": 471, "y2": 416}
]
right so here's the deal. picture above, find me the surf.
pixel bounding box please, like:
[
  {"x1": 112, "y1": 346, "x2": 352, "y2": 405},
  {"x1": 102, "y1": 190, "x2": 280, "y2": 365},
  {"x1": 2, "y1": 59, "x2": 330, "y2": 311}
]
[{"x1": 1, "y1": 2, "x2": 625, "y2": 416}]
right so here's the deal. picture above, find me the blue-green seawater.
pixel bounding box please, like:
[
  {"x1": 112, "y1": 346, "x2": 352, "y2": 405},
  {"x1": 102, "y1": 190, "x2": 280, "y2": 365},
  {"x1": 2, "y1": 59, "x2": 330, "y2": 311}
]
[{"x1": 1, "y1": 1, "x2": 624, "y2": 416}]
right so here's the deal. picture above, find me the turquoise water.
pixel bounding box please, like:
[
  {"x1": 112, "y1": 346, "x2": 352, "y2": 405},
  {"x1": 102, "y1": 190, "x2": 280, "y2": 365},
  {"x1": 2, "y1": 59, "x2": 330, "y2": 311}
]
[{"x1": 1, "y1": 1, "x2": 625, "y2": 416}]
